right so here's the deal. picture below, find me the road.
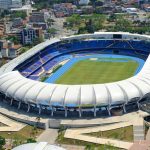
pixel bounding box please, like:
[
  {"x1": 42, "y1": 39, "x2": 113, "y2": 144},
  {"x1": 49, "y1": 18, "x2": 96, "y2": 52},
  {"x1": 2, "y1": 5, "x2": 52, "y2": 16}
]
[{"x1": 50, "y1": 13, "x2": 76, "y2": 38}]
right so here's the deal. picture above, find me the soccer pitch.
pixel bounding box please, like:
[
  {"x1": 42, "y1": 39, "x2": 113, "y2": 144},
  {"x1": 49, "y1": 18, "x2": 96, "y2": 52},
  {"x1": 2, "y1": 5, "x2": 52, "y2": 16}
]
[{"x1": 55, "y1": 59, "x2": 139, "y2": 84}]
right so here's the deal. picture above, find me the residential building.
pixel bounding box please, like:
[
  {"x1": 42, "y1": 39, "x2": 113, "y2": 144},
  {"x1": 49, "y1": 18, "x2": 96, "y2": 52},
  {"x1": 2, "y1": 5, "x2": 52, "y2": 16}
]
[
  {"x1": 0, "y1": 0, "x2": 12, "y2": 10},
  {"x1": 81, "y1": 6, "x2": 94, "y2": 14},
  {"x1": 32, "y1": 23, "x2": 48, "y2": 30},
  {"x1": 53, "y1": 3, "x2": 76, "y2": 17},
  {"x1": 11, "y1": 0, "x2": 22, "y2": 8},
  {"x1": 19, "y1": 27, "x2": 43, "y2": 45},
  {"x1": 0, "y1": 21, "x2": 5, "y2": 37},
  {"x1": 0, "y1": 40, "x2": 21, "y2": 58},
  {"x1": 29, "y1": 12, "x2": 45, "y2": 23},
  {"x1": 12, "y1": 18, "x2": 23, "y2": 28},
  {"x1": 79, "y1": 0, "x2": 90, "y2": 5},
  {"x1": 0, "y1": 0, "x2": 22, "y2": 10},
  {"x1": 11, "y1": 4, "x2": 35, "y2": 16}
]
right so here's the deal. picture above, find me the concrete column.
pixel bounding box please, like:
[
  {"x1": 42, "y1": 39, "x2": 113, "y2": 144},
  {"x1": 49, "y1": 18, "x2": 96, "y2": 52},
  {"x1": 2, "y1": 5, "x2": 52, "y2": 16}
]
[
  {"x1": 38, "y1": 105, "x2": 41, "y2": 114},
  {"x1": 123, "y1": 104, "x2": 126, "y2": 113},
  {"x1": 10, "y1": 98, "x2": 13, "y2": 105},
  {"x1": 107, "y1": 106, "x2": 111, "y2": 116},
  {"x1": 65, "y1": 107, "x2": 67, "y2": 118},
  {"x1": 51, "y1": 107, "x2": 54, "y2": 117},
  {"x1": 79, "y1": 107, "x2": 82, "y2": 118},
  {"x1": 94, "y1": 106, "x2": 97, "y2": 117},
  {"x1": 18, "y1": 101, "x2": 21, "y2": 109},
  {"x1": 0, "y1": 94, "x2": 4, "y2": 101},
  {"x1": 27, "y1": 103, "x2": 30, "y2": 112},
  {"x1": 137, "y1": 101, "x2": 140, "y2": 110}
]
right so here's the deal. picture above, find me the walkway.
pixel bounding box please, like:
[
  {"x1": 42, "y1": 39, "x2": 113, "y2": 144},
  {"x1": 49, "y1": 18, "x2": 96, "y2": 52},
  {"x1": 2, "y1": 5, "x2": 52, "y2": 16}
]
[
  {"x1": 0, "y1": 114, "x2": 25, "y2": 132},
  {"x1": 129, "y1": 141, "x2": 150, "y2": 150},
  {"x1": 133, "y1": 118, "x2": 145, "y2": 141},
  {"x1": 36, "y1": 128, "x2": 58, "y2": 144},
  {"x1": 146, "y1": 128, "x2": 150, "y2": 140}
]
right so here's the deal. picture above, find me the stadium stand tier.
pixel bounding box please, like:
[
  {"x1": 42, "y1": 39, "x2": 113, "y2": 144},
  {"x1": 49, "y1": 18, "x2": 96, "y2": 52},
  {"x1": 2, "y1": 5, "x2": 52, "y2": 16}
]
[{"x1": 0, "y1": 32, "x2": 150, "y2": 117}]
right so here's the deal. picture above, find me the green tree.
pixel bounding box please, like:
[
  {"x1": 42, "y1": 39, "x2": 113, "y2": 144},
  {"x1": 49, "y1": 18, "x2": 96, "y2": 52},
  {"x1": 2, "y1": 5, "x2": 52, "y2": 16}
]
[
  {"x1": 114, "y1": 18, "x2": 132, "y2": 32},
  {"x1": 6, "y1": 36, "x2": 20, "y2": 44},
  {"x1": 98, "y1": 143, "x2": 118, "y2": 150},
  {"x1": 48, "y1": 28, "x2": 57, "y2": 37},
  {"x1": 47, "y1": 18, "x2": 55, "y2": 26},
  {"x1": 108, "y1": 14, "x2": 117, "y2": 22},
  {"x1": 0, "y1": 136, "x2": 5, "y2": 149},
  {"x1": 11, "y1": 11, "x2": 27, "y2": 19},
  {"x1": 26, "y1": 138, "x2": 36, "y2": 143},
  {"x1": 85, "y1": 19, "x2": 95, "y2": 33},
  {"x1": 85, "y1": 144, "x2": 95, "y2": 150},
  {"x1": 32, "y1": 37, "x2": 44, "y2": 46}
]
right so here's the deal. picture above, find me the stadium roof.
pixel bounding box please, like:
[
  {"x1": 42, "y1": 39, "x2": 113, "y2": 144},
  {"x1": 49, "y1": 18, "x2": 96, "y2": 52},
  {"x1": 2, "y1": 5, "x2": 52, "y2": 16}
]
[
  {"x1": 12, "y1": 142, "x2": 66, "y2": 150},
  {"x1": 0, "y1": 32, "x2": 150, "y2": 108}
]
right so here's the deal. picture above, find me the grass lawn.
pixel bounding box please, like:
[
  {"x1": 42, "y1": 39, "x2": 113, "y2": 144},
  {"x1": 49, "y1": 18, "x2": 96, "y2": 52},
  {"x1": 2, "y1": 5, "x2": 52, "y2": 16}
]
[
  {"x1": 0, "y1": 125, "x2": 43, "y2": 141},
  {"x1": 56, "y1": 131, "x2": 123, "y2": 150},
  {"x1": 56, "y1": 130, "x2": 122, "y2": 150},
  {"x1": 86, "y1": 126, "x2": 133, "y2": 142},
  {"x1": 55, "y1": 59, "x2": 138, "y2": 84}
]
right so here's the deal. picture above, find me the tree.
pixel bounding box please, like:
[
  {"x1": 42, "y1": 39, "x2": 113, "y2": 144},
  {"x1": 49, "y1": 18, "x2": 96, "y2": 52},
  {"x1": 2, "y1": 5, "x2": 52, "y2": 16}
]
[
  {"x1": 114, "y1": 18, "x2": 132, "y2": 32},
  {"x1": 6, "y1": 36, "x2": 20, "y2": 44},
  {"x1": 32, "y1": 37, "x2": 44, "y2": 46},
  {"x1": 11, "y1": 11, "x2": 27, "y2": 20},
  {"x1": 85, "y1": 19, "x2": 95, "y2": 33},
  {"x1": 47, "y1": 28, "x2": 57, "y2": 37},
  {"x1": 0, "y1": 136, "x2": 5, "y2": 149},
  {"x1": 26, "y1": 138, "x2": 36, "y2": 143},
  {"x1": 47, "y1": 18, "x2": 55, "y2": 26},
  {"x1": 98, "y1": 142, "x2": 118, "y2": 150},
  {"x1": 20, "y1": 47, "x2": 29, "y2": 54},
  {"x1": 85, "y1": 144, "x2": 95, "y2": 150},
  {"x1": 108, "y1": 14, "x2": 117, "y2": 22}
]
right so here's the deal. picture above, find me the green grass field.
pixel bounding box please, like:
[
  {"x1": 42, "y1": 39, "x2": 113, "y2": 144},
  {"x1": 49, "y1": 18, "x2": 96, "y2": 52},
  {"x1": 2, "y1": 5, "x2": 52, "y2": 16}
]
[{"x1": 55, "y1": 59, "x2": 138, "y2": 84}]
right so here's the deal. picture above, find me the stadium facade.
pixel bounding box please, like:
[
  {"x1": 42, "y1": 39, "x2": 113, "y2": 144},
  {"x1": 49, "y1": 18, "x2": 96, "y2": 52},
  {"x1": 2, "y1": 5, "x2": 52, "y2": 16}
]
[{"x1": 0, "y1": 32, "x2": 150, "y2": 117}]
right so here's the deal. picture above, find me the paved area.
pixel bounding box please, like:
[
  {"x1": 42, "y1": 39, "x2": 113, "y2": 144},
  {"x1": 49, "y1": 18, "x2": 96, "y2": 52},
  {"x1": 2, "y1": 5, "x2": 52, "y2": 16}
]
[
  {"x1": 129, "y1": 140, "x2": 150, "y2": 150},
  {"x1": 0, "y1": 101, "x2": 49, "y2": 126},
  {"x1": 61, "y1": 111, "x2": 148, "y2": 127},
  {"x1": 61, "y1": 144, "x2": 84, "y2": 150},
  {"x1": 133, "y1": 115, "x2": 145, "y2": 141},
  {"x1": 50, "y1": 14, "x2": 75, "y2": 38},
  {"x1": 36, "y1": 128, "x2": 58, "y2": 144},
  {"x1": 0, "y1": 114, "x2": 25, "y2": 131},
  {"x1": 146, "y1": 128, "x2": 150, "y2": 140}
]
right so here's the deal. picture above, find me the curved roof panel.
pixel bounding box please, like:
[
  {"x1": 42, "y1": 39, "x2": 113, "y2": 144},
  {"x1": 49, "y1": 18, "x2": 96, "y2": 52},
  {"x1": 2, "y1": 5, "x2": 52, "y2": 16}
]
[{"x1": 0, "y1": 32, "x2": 150, "y2": 108}]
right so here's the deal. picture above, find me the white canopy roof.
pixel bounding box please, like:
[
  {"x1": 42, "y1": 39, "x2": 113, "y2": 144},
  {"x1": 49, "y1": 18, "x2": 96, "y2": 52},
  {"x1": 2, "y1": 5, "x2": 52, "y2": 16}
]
[
  {"x1": 0, "y1": 32, "x2": 150, "y2": 107},
  {"x1": 12, "y1": 142, "x2": 65, "y2": 150}
]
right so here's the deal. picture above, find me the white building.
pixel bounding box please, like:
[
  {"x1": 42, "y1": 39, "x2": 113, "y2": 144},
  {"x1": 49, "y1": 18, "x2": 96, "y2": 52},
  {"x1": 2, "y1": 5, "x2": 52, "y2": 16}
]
[
  {"x1": 79, "y1": 0, "x2": 90, "y2": 5},
  {"x1": 126, "y1": 8, "x2": 138, "y2": 14},
  {"x1": 0, "y1": 0, "x2": 12, "y2": 10},
  {"x1": 0, "y1": 0, "x2": 22, "y2": 10},
  {"x1": 11, "y1": 5, "x2": 35, "y2": 16},
  {"x1": 11, "y1": 0, "x2": 22, "y2": 8}
]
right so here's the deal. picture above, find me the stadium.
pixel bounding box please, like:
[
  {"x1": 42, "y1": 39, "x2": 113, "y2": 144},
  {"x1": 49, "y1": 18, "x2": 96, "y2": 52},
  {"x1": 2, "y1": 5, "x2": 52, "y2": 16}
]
[{"x1": 0, "y1": 32, "x2": 150, "y2": 118}]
